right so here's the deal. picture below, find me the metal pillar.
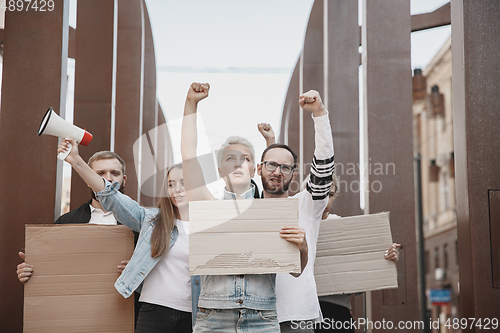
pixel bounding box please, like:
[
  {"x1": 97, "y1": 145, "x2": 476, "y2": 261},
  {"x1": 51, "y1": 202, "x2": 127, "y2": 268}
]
[
  {"x1": 451, "y1": 0, "x2": 500, "y2": 329},
  {"x1": 141, "y1": 0, "x2": 158, "y2": 207},
  {"x1": 326, "y1": 0, "x2": 361, "y2": 217},
  {"x1": 115, "y1": 0, "x2": 144, "y2": 202},
  {"x1": 71, "y1": 0, "x2": 118, "y2": 209},
  {"x1": 0, "y1": 0, "x2": 69, "y2": 330},
  {"x1": 301, "y1": 0, "x2": 323, "y2": 187},
  {"x1": 362, "y1": 0, "x2": 419, "y2": 330},
  {"x1": 278, "y1": 61, "x2": 300, "y2": 192}
]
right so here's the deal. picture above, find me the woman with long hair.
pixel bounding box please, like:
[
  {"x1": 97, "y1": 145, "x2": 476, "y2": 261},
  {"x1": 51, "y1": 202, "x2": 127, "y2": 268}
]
[{"x1": 58, "y1": 139, "x2": 192, "y2": 333}]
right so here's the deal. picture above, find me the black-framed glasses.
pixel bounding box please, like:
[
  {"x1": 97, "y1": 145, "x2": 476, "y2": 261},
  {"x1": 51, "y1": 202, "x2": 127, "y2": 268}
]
[{"x1": 261, "y1": 161, "x2": 295, "y2": 175}]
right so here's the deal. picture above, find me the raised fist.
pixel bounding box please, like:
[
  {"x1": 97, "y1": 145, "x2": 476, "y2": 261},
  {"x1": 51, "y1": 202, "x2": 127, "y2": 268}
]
[
  {"x1": 257, "y1": 123, "x2": 276, "y2": 145},
  {"x1": 299, "y1": 90, "x2": 326, "y2": 116},
  {"x1": 186, "y1": 82, "x2": 210, "y2": 104}
]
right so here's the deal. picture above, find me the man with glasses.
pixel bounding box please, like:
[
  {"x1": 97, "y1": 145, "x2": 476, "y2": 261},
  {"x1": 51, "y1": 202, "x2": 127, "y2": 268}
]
[{"x1": 257, "y1": 90, "x2": 334, "y2": 332}]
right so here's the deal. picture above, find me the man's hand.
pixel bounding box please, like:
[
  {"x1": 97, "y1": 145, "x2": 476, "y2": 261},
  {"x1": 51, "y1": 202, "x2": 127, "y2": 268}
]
[
  {"x1": 16, "y1": 252, "x2": 33, "y2": 283},
  {"x1": 280, "y1": 226, "x2": 307, "y2": 252},
  {"x1": 117, "y1": 260, "x2": 130, "y2": 274},
  {"x1": 257, "y1": 123, "x2": 276, "y2": 146},
  {"x1": 57, "y1": 137, "x2": 80, "y2": 165},
  {"x1": 281, "y1": 226, "x2": 308, "y2": 276},
  {"x1": 299, "y1": 90, "x2": 326, "y2": 117},
  {"x1": 385, "y1": 243, "x2": 401, "y2": 262},
  {"x1": 186, "y1": 82, "x2": 210, "y2": 105}
]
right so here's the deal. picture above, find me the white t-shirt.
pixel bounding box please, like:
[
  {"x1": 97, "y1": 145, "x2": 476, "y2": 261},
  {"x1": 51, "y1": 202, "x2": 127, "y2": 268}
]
[
  {"x1": 275, "y1": 190, "x2": 326, "y2": 322},
  {"x1": 88, "y1": 204, "x2": 118, "y2": 225},
  {"x1": 275, "y1": 111, "x2": 335, "y2": 323},
  {"x1": 139, "y1": 219, "x2": 191, "y2": 312}
]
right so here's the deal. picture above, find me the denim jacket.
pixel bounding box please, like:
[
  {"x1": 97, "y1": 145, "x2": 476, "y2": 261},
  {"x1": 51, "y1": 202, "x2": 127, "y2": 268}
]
[
  {"x1": 95, "y1": 180, "x2": 180, "y2": 298},
  {"x1": 191, "y1": 184, "x2": 276, "y2": 324}
]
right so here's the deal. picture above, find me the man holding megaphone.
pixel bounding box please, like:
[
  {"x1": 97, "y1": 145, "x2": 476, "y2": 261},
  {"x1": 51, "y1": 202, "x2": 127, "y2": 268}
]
[
  {"x1": 16, "y1": 150, "x2": 129, "y2": 282},
  {"x1": 17, "y1": 108, "x2": 142, "y2": 325}
]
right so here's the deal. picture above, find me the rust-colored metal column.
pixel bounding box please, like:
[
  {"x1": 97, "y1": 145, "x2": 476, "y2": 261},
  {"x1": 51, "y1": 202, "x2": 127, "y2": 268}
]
[
  {"x1": 71, "y1": 0, "x2": 118, "y2": 209},
  {"x1": 451, "y1": 0, "x2": 500, "y2": 328},
  {"x1": 156, "y1": 103, "x2": 174, "y2": 172},
  {"x1": 325, "y1": 0, "x2": 364, "y2": 325},
  {"x1": 327, "y1": 0, "x2": 361, "y2": 217},
  {"x1": 114, "y1": 0, "x2": 143, "y2": 203},
  {"x1": 0, "y1": 0, "x2": 69, "y2": 330},
  {"x1": 141, "y1": 0, "x2": 157, "y2": 207},
  {"x1": 279, "y1": 62, "x2": 300, "y2": 193},
  {"x1": 362, "y1": 0, "x2": 419, "y2": 330},
  {"x1": 300, "y1": 0, "x2": 323, "y2": 188},
  {"x1": 153, "y1": 103, "x2": 175, "y2": 197}
]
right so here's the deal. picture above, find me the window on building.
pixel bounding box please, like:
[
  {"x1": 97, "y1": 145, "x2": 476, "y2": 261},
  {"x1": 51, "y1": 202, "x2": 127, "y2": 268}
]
[
  {"x1": 429, "y1": 160, "x2": 440, "y2": 182},
  {"x1": 440, "y1": 172, "x2": 449, "y2": 211}
]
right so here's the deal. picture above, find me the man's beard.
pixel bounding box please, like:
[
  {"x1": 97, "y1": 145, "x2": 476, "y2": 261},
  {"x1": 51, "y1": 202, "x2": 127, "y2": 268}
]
[
  {"x1": 90, "y1": 182, "x2": 125, "y2": 200},
  {"x1": 261, "y1": 174, "x2": 292, "y2": 196}
]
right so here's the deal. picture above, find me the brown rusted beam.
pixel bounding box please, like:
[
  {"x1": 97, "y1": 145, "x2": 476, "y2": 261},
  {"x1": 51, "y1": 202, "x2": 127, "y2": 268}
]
[
  {"x1": 300, "y1": 0, "x2": 323, "y2": 191},
  {"x1": 327, "y1": 0, "x2": 361, "y2": 218},
  {"x1": 412, "y1": 2, "x2": 450, "y2": 32},
  {"x1": 71, "y1": 0, "x2": 117, "y2": 209},
  {"x1": 0, "y1": 0, "x2": 69, "y2": 330},
  {"x1": 114, "y1": 0, "x2": 144, "y2": 203},
  {"x1": 362, "y1": 0, "x2": 419, "y2": 329},
  {"x1": 357, "y1": 2, "x2": 451, "y2": 47},
  {"x1": 68, "y1": 26, "x2": 75, "y2": 59},
  {"x1": 141, "y1": 0, "x2": 157, "y2": 207},
  {"x1": 279, "y1": 60, "x2": 300, "y2": 193},
  {"x1": 451, "y1": 0, "x2": 500, "y2": 328}
]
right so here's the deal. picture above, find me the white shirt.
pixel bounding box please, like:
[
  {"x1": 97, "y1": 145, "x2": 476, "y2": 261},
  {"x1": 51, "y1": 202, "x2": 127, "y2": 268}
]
[
  {"x1": 275, "y1": 190, "x2": 326, "y2": 322},
  {"x1": 139, "y1": 219, "x2": 192, "y2": 312},
  {"x1": 88, "y1": 204, "x2": 118, "y2": 225},
  {"x1": 275, "y1": 111, "x2": 335, "y2": 323}
]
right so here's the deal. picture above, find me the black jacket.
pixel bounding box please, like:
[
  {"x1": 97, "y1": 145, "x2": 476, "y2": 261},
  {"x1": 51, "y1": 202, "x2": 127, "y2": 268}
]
[{"x1": 54, "y1": 200, "x2": 93, "y2": 224}]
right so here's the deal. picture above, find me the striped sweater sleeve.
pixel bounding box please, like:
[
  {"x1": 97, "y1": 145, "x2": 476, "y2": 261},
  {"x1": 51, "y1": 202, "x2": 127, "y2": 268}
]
[{"x1": 306, "y1": 111, "x2": 335, "y2": 200}]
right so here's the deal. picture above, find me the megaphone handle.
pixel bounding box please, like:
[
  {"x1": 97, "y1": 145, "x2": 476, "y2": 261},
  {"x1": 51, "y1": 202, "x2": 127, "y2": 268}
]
[{"x1": 57, "y1": 142, "x2": 72, "y2": 161}]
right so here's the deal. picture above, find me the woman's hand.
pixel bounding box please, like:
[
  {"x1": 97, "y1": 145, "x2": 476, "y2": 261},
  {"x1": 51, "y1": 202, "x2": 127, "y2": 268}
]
[
  {"x1": 186, "y1": 82, "x2": 210, "y2": 105},
  {"x1": 117, "y1": 260, "x2": 130, "y2": 274},
  {"x1": 16, "y1": 252, "x2": 33, "y2": 283},
  {"x1": 385, "y1": 243, "x2": 401, "y2": 262},
  {"x1": 57, "y1": 137, "x2": 79, "y2": 164}
]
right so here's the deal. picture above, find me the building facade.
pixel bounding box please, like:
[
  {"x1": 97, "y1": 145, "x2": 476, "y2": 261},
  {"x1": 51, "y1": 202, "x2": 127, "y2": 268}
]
[{"x1": 413, "y1": 37, "x2": 460, "y2": 332}]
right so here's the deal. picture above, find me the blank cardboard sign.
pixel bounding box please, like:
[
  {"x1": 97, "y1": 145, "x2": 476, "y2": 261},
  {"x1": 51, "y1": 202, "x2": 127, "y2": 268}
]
[
  {"x1": 23, "y1": 225, "x2": 134, "y2": 333},
  {"x1": 315, "y1": 212, "x2": 398, "y2": 296},
  {"x1": 189, "y1": 198, "x2": 300, "y2": 275}
]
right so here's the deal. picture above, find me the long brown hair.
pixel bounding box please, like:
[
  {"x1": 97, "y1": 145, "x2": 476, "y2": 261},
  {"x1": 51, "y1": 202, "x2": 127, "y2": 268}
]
[{"x1": 150, "y1": 164, "x2": 182, "y2": 258}]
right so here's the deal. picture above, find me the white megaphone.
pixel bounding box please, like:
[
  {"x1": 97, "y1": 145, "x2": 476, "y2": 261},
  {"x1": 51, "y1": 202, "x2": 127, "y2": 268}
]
[{"x1": 38, "y1": 107, "x2": 93, "y2": 160}]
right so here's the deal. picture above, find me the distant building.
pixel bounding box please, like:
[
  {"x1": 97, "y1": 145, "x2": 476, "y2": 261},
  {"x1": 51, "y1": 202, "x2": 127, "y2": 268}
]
[{"x1": 412, "y1": 36, "x2": 459, "y2": 333}]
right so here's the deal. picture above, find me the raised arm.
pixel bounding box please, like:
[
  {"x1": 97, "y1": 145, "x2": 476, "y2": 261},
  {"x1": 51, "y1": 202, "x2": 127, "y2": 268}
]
[
  {"x1": 181, "y1": 82, "x2": 215, "y2": 201},
  {"x1": 258, "y1": 123, "x2": 276, "y2": 146},
  {"x1": 300, "y1": 90, "x2": 335, "y2": 216},
  {"x1": 58, "y1": 138, "x2": 106, "y2": 193},
  {"x1": 58, "y1": 140, "x2": 146, "y2": 232}
]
